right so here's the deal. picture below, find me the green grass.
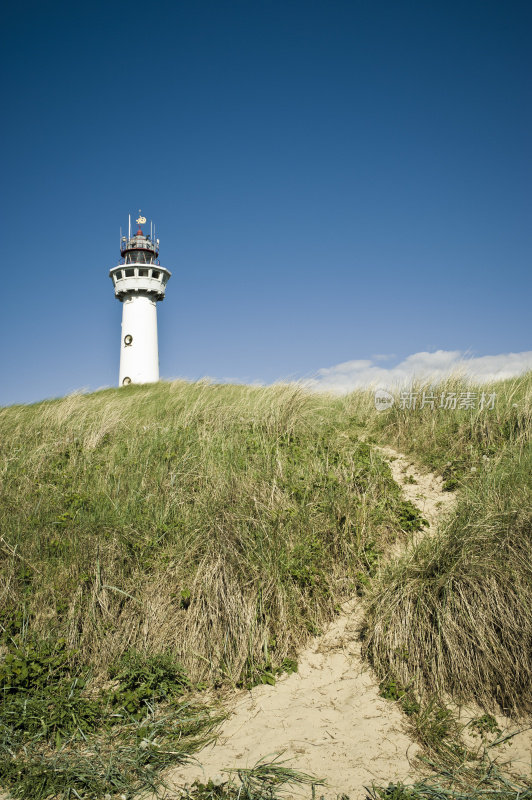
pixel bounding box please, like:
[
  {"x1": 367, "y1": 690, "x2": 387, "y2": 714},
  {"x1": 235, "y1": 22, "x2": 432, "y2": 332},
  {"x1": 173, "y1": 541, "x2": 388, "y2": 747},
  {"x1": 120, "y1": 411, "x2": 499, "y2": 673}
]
[
  {"x1": 364, "y1": 443, "x2": 532, "y2": 713},
  {"x1": 355, "y1": 373, "x2": 532, "y2": 796},
  {"x1": 0, "y1": 704, "x2": 217, "y2": 800},
  {"x1": 0, "y1": 635, "x2": 220, "y2": 799},
  {"x1": 0, "y1": 380, "x2": 423, "y2": 798},
  {"x1": 176, "y1": 756, "x2": 323, "y2": 800},
  {"x1": 367, "y1": 774, "x2": 532, "y2": 800},
  {"x1": 368, "y1": 372, "x2": 532, "y2": 482},
  {"x1": 362, "y1": 374, "x2": 532, "y2": 715},
  {"x1": 0, "y1": 381, "x2": 420, "y2": 682},
  {"x1": 1, "y1": 373, "x2": 531, "y2": 798}
]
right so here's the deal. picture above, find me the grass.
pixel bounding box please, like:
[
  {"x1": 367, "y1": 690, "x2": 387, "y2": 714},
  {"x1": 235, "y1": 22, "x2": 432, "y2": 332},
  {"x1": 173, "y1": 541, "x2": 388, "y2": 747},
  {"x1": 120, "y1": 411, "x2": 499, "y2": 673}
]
[
  {"x1": 0, "y1": 380, "x2": 423, "y2": 798},
  {"x1": 1, "y1": 373, "x2": 531, "y2": 798},
  {"x1": 367, "y1": 772, "x2": 532, "y2": 800},
  {"x1": 0, "y1": 636, "x2": 221, "y2": 798},
  {"x1": 0, "y1": 380, "x2": 421, "y2": 682},
  {"x1": 0, "y1": 706, "x2": 216, "y2": 800},
  {"x1": 367, "y1": 713, "x2": 532, "y2": 800},
  {"x1": 362, "y1": 373, "x2": 532, "y2": 715},
  {"x1": 175, "y1": 756, "x2": 323, "y2": 800},
  {"x1": 353, "y1": 372, "x2": 532, "y2": 797},
  {"x1": 368, "y1": 372, "x2": 532, "y2": 482}
]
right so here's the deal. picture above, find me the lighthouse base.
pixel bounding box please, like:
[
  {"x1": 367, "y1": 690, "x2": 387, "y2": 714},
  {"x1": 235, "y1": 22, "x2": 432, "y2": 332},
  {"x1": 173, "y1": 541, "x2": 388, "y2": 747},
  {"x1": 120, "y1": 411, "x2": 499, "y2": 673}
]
[{"x1": 119, "y1": 294, "x2": 159, "y2": 385}]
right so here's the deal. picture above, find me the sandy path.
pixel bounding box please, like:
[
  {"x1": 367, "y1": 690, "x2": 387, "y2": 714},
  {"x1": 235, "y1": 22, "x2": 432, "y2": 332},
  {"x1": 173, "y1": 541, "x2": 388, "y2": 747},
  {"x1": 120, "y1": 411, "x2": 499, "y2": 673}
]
[
  {"x1": 159, "y1": 447, "x2": 457, "y2": 798},
  {"x1": 376, "y1": 445, "x2": 456, "y2": 534},
  {"x1": 163, "y1": 603, "x2": 418, "y2": 798}
]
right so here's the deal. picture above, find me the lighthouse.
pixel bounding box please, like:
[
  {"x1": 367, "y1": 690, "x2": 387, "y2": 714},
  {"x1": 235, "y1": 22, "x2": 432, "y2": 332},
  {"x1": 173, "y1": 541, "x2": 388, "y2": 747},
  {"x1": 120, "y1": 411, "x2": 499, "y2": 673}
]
[{"x1": 109, "y1": 213, "x2": 171, "y2": 386}]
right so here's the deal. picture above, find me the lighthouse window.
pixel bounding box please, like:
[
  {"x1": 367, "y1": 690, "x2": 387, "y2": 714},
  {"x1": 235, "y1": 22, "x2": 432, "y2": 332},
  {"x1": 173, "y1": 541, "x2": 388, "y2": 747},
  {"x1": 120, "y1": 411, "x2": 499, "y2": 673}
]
[
  {"x1": 125, "y1": 250, "x2": 155, "y2": 264},
  {"x1": 138, "y1": 269, "x2": 148, "y2": 277},
  {"x1": 151, "y1": 270, "x2": 160, "y2": 279},
  {"x1": 125, "y1": 268, "x2": 134, "y2": 277}
]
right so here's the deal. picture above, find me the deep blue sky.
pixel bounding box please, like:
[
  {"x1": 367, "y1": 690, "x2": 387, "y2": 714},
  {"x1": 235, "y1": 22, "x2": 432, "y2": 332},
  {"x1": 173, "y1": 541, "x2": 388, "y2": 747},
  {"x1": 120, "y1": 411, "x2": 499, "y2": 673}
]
[{"x1": 2, "y1": 0, "x2": 531, "y2": 405}]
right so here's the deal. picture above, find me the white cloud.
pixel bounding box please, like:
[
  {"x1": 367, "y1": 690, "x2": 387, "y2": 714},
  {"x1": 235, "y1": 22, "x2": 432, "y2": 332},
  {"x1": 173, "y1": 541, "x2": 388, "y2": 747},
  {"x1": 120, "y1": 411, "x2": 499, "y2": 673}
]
[{"x1": 306, "y1": 350, "x2": 532, "y2": 394}]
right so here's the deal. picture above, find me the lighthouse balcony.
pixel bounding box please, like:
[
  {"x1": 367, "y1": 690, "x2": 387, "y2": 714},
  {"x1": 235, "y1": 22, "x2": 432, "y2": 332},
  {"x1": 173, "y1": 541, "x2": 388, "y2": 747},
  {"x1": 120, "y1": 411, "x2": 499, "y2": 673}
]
[{"x1": 109, "y1": 265, "x2": 171, "y2": 300}]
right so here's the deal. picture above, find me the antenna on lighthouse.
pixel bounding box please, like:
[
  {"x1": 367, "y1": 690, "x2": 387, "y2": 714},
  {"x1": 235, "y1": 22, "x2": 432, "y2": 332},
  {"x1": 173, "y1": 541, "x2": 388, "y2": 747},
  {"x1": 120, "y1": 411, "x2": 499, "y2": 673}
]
[
  {"x1": 150, "y1": 220, "x2": 153, "y2": 240},
  {"x1": 128, "y1": 214, "x2": 131, "y2": 239}
]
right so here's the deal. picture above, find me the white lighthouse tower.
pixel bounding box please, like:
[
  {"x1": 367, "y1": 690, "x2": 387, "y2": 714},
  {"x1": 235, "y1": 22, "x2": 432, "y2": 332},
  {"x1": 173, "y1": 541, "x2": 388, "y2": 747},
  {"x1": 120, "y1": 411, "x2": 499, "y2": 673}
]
[{"x1": 109, "y1": 213, "x2": 171, "y2": 386}]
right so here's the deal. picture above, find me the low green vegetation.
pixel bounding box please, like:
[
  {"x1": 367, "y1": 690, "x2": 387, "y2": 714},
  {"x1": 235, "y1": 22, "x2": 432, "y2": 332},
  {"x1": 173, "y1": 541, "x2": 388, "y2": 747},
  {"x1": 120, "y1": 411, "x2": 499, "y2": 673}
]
[
  {"x1": 367, "y1": 774, "x2": 532, "y2": 800},
  {"x1": 178, "y1": 757, "x2": 322, "y2": 800},
  {"x1": 0, "y1": 636, "x2": 219, "y2": 798},
  {"x1": 375, "y1": 677, "x2": 531, "y2": 800}
]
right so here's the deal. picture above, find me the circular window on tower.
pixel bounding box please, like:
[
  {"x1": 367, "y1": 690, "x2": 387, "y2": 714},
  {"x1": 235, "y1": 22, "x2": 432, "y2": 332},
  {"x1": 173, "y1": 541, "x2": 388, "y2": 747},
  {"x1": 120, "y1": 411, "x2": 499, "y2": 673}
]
[
  {"x1": 124, "y1": 334, "x2": 133, "y2": 346},
  {"x1": 122, "y1": 376, "x2": 132, "y2": 386}
]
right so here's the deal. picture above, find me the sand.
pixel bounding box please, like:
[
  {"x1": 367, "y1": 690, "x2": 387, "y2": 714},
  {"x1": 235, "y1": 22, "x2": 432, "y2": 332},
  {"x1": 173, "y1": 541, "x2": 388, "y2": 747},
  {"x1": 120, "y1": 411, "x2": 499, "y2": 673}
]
[
  {"x1": 376, "y1": 445, "x2": 457, "y2": 533},
  {"x1": 159, "y1": 447, "x2": 457, "y2": 798},
  {"x1": 2, "y1": 448, "x2": 529, "y2": 800},
  {"x1": 162, "y1": 601, "x2": 418, "y2": 798}
]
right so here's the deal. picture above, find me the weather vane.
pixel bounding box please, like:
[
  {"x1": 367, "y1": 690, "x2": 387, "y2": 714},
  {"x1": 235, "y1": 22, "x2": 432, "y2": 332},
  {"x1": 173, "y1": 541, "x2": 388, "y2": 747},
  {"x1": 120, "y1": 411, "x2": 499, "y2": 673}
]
[{"x1": 136, "y1": 211, "x2": 147, "y2": 225}]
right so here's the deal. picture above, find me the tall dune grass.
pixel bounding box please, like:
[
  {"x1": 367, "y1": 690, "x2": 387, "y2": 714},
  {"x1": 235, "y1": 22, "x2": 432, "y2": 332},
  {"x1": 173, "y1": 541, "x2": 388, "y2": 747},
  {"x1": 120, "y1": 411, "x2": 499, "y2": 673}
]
[
  {"x1": 368, "y1": 372, "x2": 532, "y2": 480},
  {"x1": 362, "y1": 372, "x2": 532, "y2": 715},
  {"x1": 0, "y1": 380, "x2": 416, "y2": 684}
]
